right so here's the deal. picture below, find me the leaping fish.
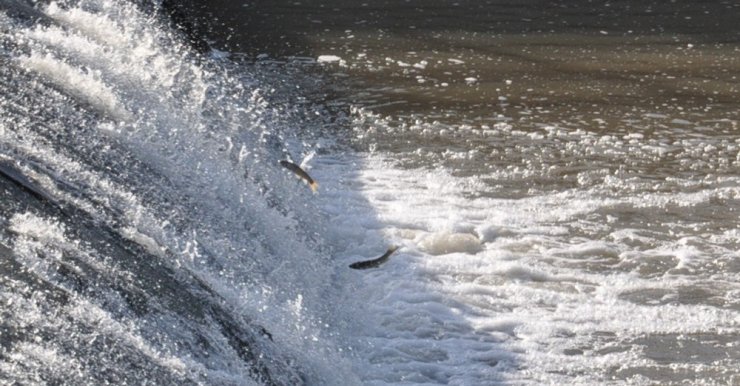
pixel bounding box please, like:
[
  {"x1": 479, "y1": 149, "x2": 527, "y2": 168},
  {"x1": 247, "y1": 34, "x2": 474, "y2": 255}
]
[
  {"x1": 349, "y1": 246, "x2": 399, "y2": 270},
  {"x1": 279, "y1": 160, "x2": 318, "y2": 193}
]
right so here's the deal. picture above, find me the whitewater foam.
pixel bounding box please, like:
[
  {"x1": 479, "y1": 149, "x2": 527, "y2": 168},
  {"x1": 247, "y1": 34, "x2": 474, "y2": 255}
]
[{"x1": 314, "y1": 152, "x2": 739, "y2": 384}]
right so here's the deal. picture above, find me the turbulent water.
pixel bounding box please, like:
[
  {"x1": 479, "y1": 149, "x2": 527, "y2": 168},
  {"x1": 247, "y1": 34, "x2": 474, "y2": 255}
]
[
  {"x1": 0, "y1": 1, "x2": 354, "y2": 384},
  {"x1": 1, "y1": 0, "x2": 739, "y2": 385}
]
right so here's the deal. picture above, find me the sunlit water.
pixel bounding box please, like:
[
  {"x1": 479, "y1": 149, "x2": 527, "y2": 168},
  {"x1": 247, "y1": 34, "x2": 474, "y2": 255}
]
[
  {"x1": 1, "y1": 0, "x2": 739, "y2": 385},
  {"x1": 277, "y1": 2, "x2": 739, "y2": 384}
]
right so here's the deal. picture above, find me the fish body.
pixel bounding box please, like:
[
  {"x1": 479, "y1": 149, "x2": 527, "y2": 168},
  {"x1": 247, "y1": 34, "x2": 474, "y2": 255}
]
[
  {"x1": 279, "y1": 160, "x2": 318, "y2": 192},
  {"x1": 349, "y1": 246, "x2": 399, "y2": 270}
]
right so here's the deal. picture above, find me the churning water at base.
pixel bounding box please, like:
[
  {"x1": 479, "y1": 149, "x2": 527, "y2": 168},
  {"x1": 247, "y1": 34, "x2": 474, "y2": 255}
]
[{"x1": 1, "y1": 0, "x2": 739, "y2": 385}]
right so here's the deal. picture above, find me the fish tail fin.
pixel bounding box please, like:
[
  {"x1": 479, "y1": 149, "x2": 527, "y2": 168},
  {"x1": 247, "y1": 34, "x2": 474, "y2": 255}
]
[{"x1": 309, "y1": 181, "x2": 319, "y2": 193}]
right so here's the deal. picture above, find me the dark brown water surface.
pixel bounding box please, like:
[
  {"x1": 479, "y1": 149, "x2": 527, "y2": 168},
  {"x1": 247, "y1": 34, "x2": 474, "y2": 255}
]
[{"x1": 175, "y1": 0, "x2": 740, "y2": 146}]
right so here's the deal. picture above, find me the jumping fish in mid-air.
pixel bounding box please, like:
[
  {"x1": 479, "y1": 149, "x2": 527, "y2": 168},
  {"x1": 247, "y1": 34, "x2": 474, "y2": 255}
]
[
  {"x1": 279, "y1": 160, "x2": 319, "y2": 193},
  {"x1": 349, "y1": 246, "x2": 400, "y2": 270}
]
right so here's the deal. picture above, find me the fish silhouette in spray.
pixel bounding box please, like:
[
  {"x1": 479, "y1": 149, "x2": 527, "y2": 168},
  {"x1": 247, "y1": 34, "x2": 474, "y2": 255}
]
[
  {"x1": 279, "y1": 160, "x2": 318, "y2": 193},
  {"x1": 349, "y1": 246, "x2": 400, "y2": 270}
]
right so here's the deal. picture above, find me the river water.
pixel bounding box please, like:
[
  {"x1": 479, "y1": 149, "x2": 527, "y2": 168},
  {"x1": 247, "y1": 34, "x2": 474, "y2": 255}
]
[{"x1": 1, "y1": 0, "x2": 739, "y2": 385}]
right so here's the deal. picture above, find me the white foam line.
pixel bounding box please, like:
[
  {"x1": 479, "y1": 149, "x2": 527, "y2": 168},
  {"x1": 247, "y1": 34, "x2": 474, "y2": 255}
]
[
  {"x1": 44, "y1": 1, "x2": 133, "y2": 51},
  {"x1": 16, "y1": 52, "x2": 131, "y2": 121},
  {"x1": 69, "y1": 298, "x2": 190, "y2": 374},
  {"x1": 22, "y1": 25, "x2": 175, "y2": 94}
]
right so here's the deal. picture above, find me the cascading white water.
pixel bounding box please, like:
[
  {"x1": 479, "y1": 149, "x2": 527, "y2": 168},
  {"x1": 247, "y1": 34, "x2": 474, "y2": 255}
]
[{"x1": 0, "y1": 0, "x2": 359, "y2": 384}]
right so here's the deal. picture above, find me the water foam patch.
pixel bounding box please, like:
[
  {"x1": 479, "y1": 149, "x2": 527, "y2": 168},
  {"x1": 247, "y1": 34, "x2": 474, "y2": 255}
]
[{"x1": 418, "y1": 231, "x2": 482, "y2": 255}]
